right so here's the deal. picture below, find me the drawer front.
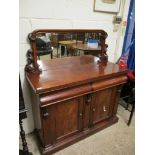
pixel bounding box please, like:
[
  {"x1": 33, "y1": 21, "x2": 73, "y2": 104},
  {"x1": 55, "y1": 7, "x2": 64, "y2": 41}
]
[
  {"x1": 92, "y1": 76, "x2": 127, "y2": 91},
  {"x1": 40, "y1": 84, "x2": 91, "y2": 107}
]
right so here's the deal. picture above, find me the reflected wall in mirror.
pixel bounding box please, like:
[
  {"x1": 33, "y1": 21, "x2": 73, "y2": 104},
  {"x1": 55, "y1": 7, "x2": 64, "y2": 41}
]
[
  {"x1": 25, "y1": 29, "x2": 108, "y2": 74},
  {"x1": 35, "y1": 32, "x2": 101, "y2": 60}
]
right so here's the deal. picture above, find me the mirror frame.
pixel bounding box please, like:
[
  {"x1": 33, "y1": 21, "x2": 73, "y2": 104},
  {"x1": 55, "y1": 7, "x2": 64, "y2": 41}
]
[{"x1": 25, "y1": 29, "x2": 108, "y2": 74}]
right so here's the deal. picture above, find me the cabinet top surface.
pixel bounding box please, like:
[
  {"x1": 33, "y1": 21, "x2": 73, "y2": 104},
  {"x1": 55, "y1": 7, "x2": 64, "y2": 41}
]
[{"x1": 26, "y1": 55, "x2": 127, "y2": 94}]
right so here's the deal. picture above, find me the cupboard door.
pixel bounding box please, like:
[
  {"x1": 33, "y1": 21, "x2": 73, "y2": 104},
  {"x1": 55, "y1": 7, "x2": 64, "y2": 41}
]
[
  {"x1": 91, "y1": 87, "x2": 116, "y2": 125},
  {"x1": 41, "y1": 97, "x2": 84, "y2": 146},
  {"x1": 54, "y1": 97, "x2": 83, "y2": 142}
]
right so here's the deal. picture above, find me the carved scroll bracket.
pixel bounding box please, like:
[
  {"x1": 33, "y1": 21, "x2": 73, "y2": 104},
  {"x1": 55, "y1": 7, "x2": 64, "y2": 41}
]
[
  {"x1": 25, "y1": 33, "x2": 42, "y2": 74},
  {"x1": 28, "y1": 33, "x2": 36, "y2": 42},
  {"x1": 98, "y1": 32, "x2": 108, "y2": 64},
  {"x1": 25, "y1": 49, "x2": 42, "y2": 74}
]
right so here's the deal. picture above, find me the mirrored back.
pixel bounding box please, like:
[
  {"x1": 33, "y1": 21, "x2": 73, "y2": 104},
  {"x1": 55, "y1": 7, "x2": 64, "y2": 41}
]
[
  {"x1": 35, "y1": 31, "x2": 102, "y2": 60},
  {"x1": 26, "y1": 29, "x2": 108, "y2": 73}
]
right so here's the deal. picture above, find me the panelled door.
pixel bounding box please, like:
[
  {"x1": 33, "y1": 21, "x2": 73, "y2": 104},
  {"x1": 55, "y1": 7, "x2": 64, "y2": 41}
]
[
  {"x1": 90, "y1": 87, "x2": 118, "y2": 126},
  {"x1": 41, "y1": 96, "x2": 84, "y2": 146},
  {"x1": 41, "y1": 86, "x2": 121, "y2": 147}
]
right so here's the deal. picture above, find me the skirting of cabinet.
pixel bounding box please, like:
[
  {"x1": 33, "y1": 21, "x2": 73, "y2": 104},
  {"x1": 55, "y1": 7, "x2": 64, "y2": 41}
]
[{"x1": 35, "y1": 116, "x2": 118, "y2": 155}]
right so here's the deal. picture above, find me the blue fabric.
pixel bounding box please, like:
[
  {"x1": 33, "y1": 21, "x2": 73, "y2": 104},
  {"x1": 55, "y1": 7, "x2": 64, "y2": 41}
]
[
  {"x1": 120, "y1": 0, "x2": 135, "y2": 70},
  {"x1": 127, "y1": 27, "x2": 135, "y2": 70},
  {"x1": 87, "y1": 39, "x2": 98, "y2": 43}
]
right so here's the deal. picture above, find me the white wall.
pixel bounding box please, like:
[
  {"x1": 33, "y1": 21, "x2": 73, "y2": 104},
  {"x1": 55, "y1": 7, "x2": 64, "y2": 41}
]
[{"x1": 19, "y1": 0, "x2": 130, "y2": 134}]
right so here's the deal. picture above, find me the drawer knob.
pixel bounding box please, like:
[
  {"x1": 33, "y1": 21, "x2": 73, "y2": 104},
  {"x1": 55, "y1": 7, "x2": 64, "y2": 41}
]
[{"x1": 93, "y1": 108, "x2": 96, "y2": 112}]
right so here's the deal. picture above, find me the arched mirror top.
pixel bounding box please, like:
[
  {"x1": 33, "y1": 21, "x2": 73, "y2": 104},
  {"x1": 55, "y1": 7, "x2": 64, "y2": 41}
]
[{"x1": 25, "y1": 29, "x2": 108, "y2": 74}]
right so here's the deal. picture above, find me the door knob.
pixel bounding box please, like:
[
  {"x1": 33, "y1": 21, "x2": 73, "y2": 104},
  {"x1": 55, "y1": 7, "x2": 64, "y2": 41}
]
[
  {"x1": 103, "y1": 106, "x2": 107, "y2": 112},
  {"x1": 79, "y1": 113, "x2": 83, "y2": 117},
  {"x1": 117, "y1": 89, "x2": 121, "y2": 93},
  {"x1": 42, "y1": 107, "x2": 49, "y2": 118},
  {"x1": 86, "y1": 94, "x2": 92, "y2": 104},
  {"x1": 93, "y1": 108, "x2": 96, "y2": 112}
]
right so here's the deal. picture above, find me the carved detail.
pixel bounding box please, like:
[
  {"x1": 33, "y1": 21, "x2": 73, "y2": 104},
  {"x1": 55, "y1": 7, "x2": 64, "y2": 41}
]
[
  {"x1": 19, "y1": 119, "x2": 29, "y2": 153},
  {"x1": 98, "y1": 32, "x2": 108, "y2": 64},
  {"x1": 98, "y1": 56, "x2": 108, "y2": 65},
  {"x1": 26, "y1": 30, "x2": 109, "y2": 73},
  {"x1": 103, "y1": 43, "x2": 108, "y2": 61},
  {"x1": 85, "y1": 94, "x2": 92, "y2": 104},
  {"x1": 28, "y1": 33, "x2": 36, "y2": 41},
  {"x1": 25, "y1": 49, "x2": 42, "y2": 74},
  {"x1": 42, "y1": 107, "x2": 49, "y2": 118}
]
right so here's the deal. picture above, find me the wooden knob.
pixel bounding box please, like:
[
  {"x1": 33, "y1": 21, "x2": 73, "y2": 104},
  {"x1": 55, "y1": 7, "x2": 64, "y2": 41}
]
[
  {"x1": 86, "y1": 94, "x2": 92, "y2": 103},
  {"x1": 79, "y1": 113, "x2": 83, "y2": 117},
  {"x1": 103, "y1": 106, "x2": 107, "y2": 112},
  {"x1": 117, "y1": 89, "x2": 121, "y2": 93},
  {"x1": 43, "y1": 112, "x2": 49, "y2": 117},
  {"x1": 42, "y1": 108, "x2": 49, "y2": 118}
]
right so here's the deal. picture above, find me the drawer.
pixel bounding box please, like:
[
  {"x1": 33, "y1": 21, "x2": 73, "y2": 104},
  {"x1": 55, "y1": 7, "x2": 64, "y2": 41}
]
[
  {"x1": 92, "y1": 76, "x2": 127, "y2": 91},
  {"x1": 40, "y1": 84, "x2": 92, "y2": 107}
]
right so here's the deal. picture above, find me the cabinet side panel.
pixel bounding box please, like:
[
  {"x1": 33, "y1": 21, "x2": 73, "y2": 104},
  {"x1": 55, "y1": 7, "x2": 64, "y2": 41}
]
[
  {"x1": 30, "y1": 90, "x2": 45, "y2": 146},
  {"x1": 31, "y1": 91, "x2": 41, "y2": 129},
  {"x1": 41, "y1": 105, "x2": 55, "y2": 147}
]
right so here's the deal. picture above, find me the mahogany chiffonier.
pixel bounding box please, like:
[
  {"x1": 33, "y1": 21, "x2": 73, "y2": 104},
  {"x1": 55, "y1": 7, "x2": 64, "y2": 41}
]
[{"x1": 25, "y1": 29, "x2": 128, "y2": 155}]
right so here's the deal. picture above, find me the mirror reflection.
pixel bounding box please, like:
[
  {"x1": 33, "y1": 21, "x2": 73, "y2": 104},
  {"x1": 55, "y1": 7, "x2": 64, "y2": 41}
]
[{"x1": 35, "y1": 32, "x2": 101, "y2": 60}]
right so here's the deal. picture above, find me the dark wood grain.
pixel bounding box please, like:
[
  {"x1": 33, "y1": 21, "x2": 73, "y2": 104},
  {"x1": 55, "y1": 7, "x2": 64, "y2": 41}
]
[
  {"x1": 37, "y1": 116, "x2": 118, "y2": 155},
  {"x1": 39, "y1": 84, "x2": 92, "y2": 107},
  {"x1": 26, "y1": 50, "x2": 127, "y2": 155},
  {"x1": 26, "y1": 55, "x2": 127, "y2": 94}
]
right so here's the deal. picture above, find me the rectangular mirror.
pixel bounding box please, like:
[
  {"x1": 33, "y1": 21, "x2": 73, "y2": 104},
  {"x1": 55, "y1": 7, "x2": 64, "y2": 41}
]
[
  {"x1": 26, "y1": 29, "x2": 108, "y2": 73},
  {"x1": 35, "y1": 32, "x2": 102, "y2": 60}
]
